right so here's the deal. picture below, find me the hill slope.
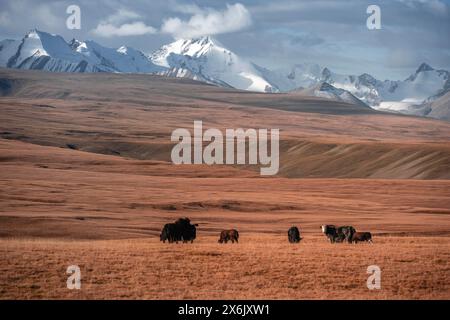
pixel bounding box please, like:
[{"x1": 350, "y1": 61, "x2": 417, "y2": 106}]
[{"x1": 1, "y1": 68, "x2": 449, "y2": 179}]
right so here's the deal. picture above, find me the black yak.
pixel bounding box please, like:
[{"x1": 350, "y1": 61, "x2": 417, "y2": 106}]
[
  {"x1": 321, "y1": 225, "x2": 355, "y2": 243},
  {"x1": 160, "y1": 217, "x2": 198, "y2": 244},
  {"x1": 288, "y1": 226, "x2": 301, "y2": 243}
]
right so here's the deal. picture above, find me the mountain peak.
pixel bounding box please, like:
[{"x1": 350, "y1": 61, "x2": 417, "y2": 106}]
[
  {"x1": 358, "y1": 73, "x2": 378, "y2": 86},
  {"x1": 25, "y1": 28, "x2": 41, "y2": 38},
  {"x1": 416, "y1": 63, "x2": 434, "y2": 73},
  {"x1": 181, "y1": 36, "x2": 221, "y2": 53},
  {"x1": 321, "y1": 67, "x2": 332, "y2": 80},
  {"x1": 26, "y1": 28, "x2": 39, "y2": 34},
  {"x1": 406, "y1": 63, "x2": 436, "y2": 82},
  {"x1": 25, "y1": 29, "x2": 58, "y2": 39},
  {"x1": 151, "y1": 36, "x2": 224, "y2": 66},
  {"x1": 317, "y1": 81, "x2": 336, "y2": 92},
  {"x1": 68, "y1": 38, "x2": 82, "y2": 50},
  {"x1": 190, "y1": 36, "x2": 215, "y2": 45}
]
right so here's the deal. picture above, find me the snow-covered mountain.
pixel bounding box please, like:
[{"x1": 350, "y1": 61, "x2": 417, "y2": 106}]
[
  {"x1": 291, "y1": 81, "x2": 369, "y2": 108},
  {"x1": 1, "y1": 29, "x2": 448, "y2": 119},
  {"x1": 69, "y1": 38, "x2": 164, "y2": 73},
  {"x1": 0, "y1": 29, "x2": 163, "y2": 73},
  {"x1": 0, "y1": 30, "x2": 277, "y2": 93},
  {"x1": 374, "y1": 63, "x2": 449, "y2": 112},
  {"x1": 1, "y1": 30, "x2": 91, "y2": 72},
  {"x1": 267, "y1": 62, "x2": 450, "y2": 114},
  {"x1": 258, "y1": 63, "x2": 324, "y2": 92},
  {"x1": 324, "y1": 63, "x2": 449, "y2": 112},
  {"x1": 150, "y1": 37, "x2": 277, "y2": 92},
  {"x1": 423, "y1": 91, "x2": 450, "y2": 121}
]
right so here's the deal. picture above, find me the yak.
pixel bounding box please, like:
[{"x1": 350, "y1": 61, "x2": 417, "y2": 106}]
[
  {"x1": 352, "y1": 232, "x2": 373, "y2": 244},
  {"x1": 288, "y1": 226, "x2": 301, "y2": 243},
  {"x1": 337, "y1": 226, "x2": 356, "y2": 243},
  {"x1": 160, "y1": 217, "x2": 198, "y2": 244},
  {"x1": 218, "y1": 229, "x2": 239, "y2": 243},
  {"x1": 321, "y1": 225, "x2": 355, "y2": 243},
  {"x1": 160, "y1": 223, "x2": 177, "y2": 243},
  {"x1": 321, "y1": 225, "x2": 338, "y2": 243}
]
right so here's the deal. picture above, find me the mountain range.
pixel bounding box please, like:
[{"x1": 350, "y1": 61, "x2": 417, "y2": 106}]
[{"x1": 0, "y1": 29, "x2": 449, "y2": 121}]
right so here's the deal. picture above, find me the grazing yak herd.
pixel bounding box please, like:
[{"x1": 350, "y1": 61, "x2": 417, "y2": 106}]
[
  {"x1": 320, "y1": 225, "x2": 373, "y2": 244},
  {"x1": 160, "y1": 218, "x2": 373, "y2": 244}
]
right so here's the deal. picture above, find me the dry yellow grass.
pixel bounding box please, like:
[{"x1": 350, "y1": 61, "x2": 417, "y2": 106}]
[
  {"x1": 0, "y1": 139, "x2": 449, "y2": 299},
  {"x1": 1, "y1": 235, "x2": 449, "y2": 299}
]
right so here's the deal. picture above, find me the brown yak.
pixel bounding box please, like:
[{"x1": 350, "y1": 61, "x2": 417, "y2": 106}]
[{"x1": 218, "y1": 229, "x2": 239, "y2": 243}]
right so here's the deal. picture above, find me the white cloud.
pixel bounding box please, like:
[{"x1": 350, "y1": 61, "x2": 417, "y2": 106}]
[
  {"x1": 172, "y1": 3, "x2": 204, "y2": 15},
  {"x1": 92, "y1": 22, "x2": 157, "y2": 37},
  {"x1": 91, "y1": 9, "x2": 157, "y2": 37},
  {"x1": 161, "y1": 3, "x2": 252, "y2": 39},
  {"x1": 104, "y1": 8, "x2": 141, "y2": 25}
]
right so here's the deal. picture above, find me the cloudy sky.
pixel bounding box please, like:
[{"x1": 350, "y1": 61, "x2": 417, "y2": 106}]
[{"x1": 0, "y1": 0, "x2": 449, "y2": 79}]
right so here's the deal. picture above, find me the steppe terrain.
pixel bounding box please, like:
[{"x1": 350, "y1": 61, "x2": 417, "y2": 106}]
[{"x1": 0, "y1": 69, "x2": 449, "y2": 299}]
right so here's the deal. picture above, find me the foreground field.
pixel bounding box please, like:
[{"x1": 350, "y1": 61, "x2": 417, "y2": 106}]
[
  {"x1": 1, "y1": 235, "x2": 449, "y2": 299},
  {"x1": 0, "y1": 139, "x2": 449, "y2": 299}
]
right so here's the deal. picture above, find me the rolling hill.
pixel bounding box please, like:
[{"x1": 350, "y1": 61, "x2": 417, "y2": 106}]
[{"x1": 0, "y1": 68, "x2": 449, "y2": 179}]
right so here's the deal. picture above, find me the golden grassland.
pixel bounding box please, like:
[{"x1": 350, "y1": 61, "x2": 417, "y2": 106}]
[
  {"x1": 1, "y1": 235, "x2": 449, "y2": 299},
  {"x1": 0, "y1": 139, "x2": 449, "y2": 299}
]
